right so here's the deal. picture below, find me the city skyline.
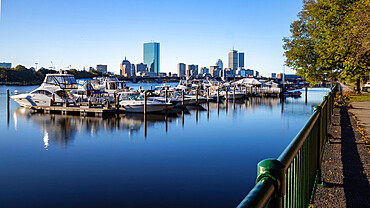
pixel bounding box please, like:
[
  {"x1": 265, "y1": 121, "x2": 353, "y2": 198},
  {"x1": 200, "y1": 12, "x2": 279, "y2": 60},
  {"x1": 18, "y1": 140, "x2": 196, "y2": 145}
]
[{"x1": 0, "y1": 0, "x2": 302, "y2": 76}]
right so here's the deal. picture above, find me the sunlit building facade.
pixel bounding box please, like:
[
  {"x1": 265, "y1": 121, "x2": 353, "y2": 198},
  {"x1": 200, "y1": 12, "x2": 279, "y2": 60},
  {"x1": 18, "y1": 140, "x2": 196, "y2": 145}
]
[{"x1": 143, "y1": 42, "x2": 160, "y2": 75}]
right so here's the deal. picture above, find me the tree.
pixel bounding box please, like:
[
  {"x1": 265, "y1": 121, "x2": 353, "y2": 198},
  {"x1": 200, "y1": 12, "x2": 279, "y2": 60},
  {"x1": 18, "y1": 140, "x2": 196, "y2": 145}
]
[{"x1": 283, "y1": 0, "x2": 370, "y2": 92}]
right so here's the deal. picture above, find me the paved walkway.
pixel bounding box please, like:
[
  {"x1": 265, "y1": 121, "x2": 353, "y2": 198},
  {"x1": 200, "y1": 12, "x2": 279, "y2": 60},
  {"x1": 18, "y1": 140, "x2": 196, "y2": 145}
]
[
  {"x1": 313, "y1": 86, "x2": 370, "y2": 207},
  {"x1": 349, "y1": 102, "x2": 370, "y2": 139}
]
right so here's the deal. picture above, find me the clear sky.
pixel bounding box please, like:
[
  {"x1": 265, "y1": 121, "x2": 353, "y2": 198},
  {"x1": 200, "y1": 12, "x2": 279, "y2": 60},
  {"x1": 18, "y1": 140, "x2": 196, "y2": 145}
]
[{"x1": 0, "y1": 0, "x2": 303, "y2": 76}]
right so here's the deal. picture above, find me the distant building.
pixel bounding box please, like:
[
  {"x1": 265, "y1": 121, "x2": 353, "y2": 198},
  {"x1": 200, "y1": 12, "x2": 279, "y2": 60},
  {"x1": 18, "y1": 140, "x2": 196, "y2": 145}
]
[
  {"x1": 178, "y1": 63, "x2": 186, "y2": 77},
  {"x1": 89, "y1": 67, "x2": 95, "y2": 71},
  {"x1": 96, "y1": 64, "x2": 107, "y2": 73},
  {"x1": 0, "y1": 62, "x2": 12, "y2": 69},
  {"x1": 223, "y1": 68, "x2": 235, "y2": 78},
  {"x1": 271, "y1": 73, "x2": 276, "y2": 78},
  {"x1": 216, "y1": 59, "x2": 223, "y2": 70},
  {"x1": 187, "y1": 64, "x2": 198, "y2": 77},
  {"x1": 236, "y1": 68, "x2": 246, "y2": 77},
  {"x1": 253, "y1": 70, "x2": 259, "y2": 77},
  {"x1": 245, "y1": 69, "x2": 254, "y2": 76},
  {"x1": 228, "y1": 50, "x2": 238, "y2": 70},
  {"x1": 238, "y1": 52, "x2": 244, "y2": 68},
  {"x1": 136, "y1": 63, "x2": 147, "y2": 74},
  {"x1": 120, "y1": 57, "x2": 131, "y2": 76},
  {"x1": 143, "y1": 42, "x2": 160, "y2": 74},
  {"x1": 277, "y1": 73, "x2": 301, "y2": 79},
  {"x1": 200, "y1": 67, "x2": 209, "y2": 74},
  {"x1": 159, "y1": 72, "x2": 167, "y2": 77},
  {"x1": 210, "y1": 66, "x2": 222, "y2": 77}
]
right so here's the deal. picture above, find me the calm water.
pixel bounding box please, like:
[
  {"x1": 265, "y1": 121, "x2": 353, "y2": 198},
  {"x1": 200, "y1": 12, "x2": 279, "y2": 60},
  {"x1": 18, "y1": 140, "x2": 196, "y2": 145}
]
[{"x1": 0, "y1": 84, "x2": 329, "y2": 207}]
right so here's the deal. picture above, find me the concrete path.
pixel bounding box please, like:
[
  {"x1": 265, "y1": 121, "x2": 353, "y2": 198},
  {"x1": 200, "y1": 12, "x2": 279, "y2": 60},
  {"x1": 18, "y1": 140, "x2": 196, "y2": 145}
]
[
  {"x1": 313, "y1": 102, "x2": 370, "y2": 207},
  {"x1": 349, "y1": 101, "x2": 370, "y2": 139}
]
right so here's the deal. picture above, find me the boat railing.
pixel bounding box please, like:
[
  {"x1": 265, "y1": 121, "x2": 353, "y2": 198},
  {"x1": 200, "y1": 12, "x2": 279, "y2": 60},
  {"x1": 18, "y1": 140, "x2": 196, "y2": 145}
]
[{"x1": 237, "y1": 84, "x2": 338, "y2": 208}]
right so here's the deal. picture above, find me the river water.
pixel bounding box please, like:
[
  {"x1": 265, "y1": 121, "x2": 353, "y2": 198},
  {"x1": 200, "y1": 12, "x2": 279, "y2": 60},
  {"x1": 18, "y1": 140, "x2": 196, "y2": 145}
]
[{"x1": 0, "y1": 84, "x2": 329, "y2": 207}]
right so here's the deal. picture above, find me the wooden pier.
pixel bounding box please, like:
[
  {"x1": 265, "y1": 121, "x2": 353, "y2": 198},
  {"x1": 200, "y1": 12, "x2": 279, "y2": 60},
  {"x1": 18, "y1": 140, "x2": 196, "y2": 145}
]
[{"x1": 31, "y1": 105, "x2": 117, "y2": 117}]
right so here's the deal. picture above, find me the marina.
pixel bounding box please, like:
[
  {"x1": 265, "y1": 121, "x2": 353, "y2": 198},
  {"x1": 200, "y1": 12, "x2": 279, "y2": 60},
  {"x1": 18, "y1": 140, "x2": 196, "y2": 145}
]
[
  {"x1": 1, "y1": 83, "x2": 330, "y2": 207},
  {"x1": 7, "y1": 72, "x2": 305, "y2": 118}
]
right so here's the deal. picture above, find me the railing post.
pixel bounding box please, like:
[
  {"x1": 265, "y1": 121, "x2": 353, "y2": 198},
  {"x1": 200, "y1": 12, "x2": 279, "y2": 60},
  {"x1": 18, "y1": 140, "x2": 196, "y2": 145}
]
[
  {"x1": 256, "y1": 159, "x2": 285, "y2": 208},
  {"x1": 313, "y1": 106, "x2": 326, "y2": 186}
]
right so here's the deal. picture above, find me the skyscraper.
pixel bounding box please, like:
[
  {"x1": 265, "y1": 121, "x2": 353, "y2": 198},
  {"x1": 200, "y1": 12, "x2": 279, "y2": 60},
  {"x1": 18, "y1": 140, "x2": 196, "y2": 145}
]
[
  {"x1": 216, "y1": 59, "x2": 223, "y2": 70},
  {"x1": 228, "y1": 50, "x2": 238, "y2": 70},
  {"x1": 120, "y1": 57, "x2": 131, "y2": 76},
  {"x1": 143, "y1": 42, "x2": 160, "y2": 75},
  {"x1": 178, "y1": 63, "x2": 186, "y2": 77},
  {"x1": 238, "y1": 52, "x2": 244, "y2": 68}
]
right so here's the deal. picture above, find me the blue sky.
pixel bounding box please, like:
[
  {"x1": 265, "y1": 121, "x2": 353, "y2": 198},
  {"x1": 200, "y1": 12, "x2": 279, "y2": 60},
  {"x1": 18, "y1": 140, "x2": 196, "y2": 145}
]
[{"x1": 0, "y1": 0, "x2": 302, "y2": 76}]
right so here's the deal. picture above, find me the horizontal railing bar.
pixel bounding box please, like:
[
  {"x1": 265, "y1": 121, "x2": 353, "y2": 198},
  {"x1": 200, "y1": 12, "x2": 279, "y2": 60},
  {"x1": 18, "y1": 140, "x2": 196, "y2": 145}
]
[
  {"x1": 278, "y1": 111, "x2": 320, "y2": 166},
  {"x1": 237, "y1": 177, "x2": 276, "y2": 208}
]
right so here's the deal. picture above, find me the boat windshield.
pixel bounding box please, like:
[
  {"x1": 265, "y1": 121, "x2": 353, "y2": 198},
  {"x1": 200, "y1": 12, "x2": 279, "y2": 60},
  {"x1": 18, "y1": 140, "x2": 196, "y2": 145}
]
[
  {"x1": 45, "y1": 75, "x2": 78, "y2": 89},
  {"x1": 122, "y1": 94, "x2": 143, "y2": 101}
]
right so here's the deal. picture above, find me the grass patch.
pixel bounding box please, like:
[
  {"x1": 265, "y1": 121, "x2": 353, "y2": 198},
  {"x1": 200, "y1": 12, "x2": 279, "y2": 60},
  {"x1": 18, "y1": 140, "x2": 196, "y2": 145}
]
[{"x1": 344, "y1": 92, "x2": 370, "y2": 102}]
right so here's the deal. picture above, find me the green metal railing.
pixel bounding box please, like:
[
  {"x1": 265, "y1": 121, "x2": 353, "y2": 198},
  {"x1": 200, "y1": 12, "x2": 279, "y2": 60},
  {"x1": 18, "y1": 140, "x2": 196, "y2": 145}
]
[{"x1": 237, "y1": 85, "x2": 338, "y2": 208}]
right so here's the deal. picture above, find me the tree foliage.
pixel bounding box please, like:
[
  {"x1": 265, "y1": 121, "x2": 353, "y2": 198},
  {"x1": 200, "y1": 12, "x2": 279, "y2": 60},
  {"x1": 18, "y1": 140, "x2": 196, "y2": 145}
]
[
  {"x1": 283, "y1": 0, "x2": 370, "y2": 91},
  {"x1": 0, "y1": 65, "x2": 108, "y2": 84}
]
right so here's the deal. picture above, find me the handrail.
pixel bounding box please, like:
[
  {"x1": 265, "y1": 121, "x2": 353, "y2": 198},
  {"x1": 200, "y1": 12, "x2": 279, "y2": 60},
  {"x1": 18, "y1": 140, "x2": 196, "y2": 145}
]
[
  {"x1": 278, "y1": 111, "x2": 320, "y2": 166},
  {"x1": 237, "y1": 84, "x2": 338, "y2": 208}
]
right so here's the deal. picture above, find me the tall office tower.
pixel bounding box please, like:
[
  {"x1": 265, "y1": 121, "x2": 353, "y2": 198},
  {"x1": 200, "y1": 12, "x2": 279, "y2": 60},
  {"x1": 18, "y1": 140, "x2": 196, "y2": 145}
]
[
  {"x1": 228, "y1": 50, "x2": 238, "y2": 70},
  {"x1": 143, "y1": 42, "x2": 160, "y2": 74},
  {"x1": 120, "y1": 57, "x2": 131, "y2": 76},
  {"x1": 178, "y1": 63, "x2": 186, "y2": 77},
  {"x1": 216, "y1": 59, "x2": 223, "y2": 70},
  {"x1": 238, "y1": 52, "x2": 244, "y2": 68}
]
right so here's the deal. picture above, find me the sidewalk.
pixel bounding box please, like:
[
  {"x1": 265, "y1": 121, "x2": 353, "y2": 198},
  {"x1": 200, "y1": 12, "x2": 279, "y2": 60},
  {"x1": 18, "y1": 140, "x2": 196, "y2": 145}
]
[{"x1": 313, "y1": 85, "x2": 370, "y2": 207}]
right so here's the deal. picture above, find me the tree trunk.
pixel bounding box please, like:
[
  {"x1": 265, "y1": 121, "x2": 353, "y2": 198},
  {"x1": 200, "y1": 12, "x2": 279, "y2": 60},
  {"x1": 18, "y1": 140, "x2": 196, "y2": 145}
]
[{"x1": 356, "y1": 78, "x2": 361, "y2": 93}]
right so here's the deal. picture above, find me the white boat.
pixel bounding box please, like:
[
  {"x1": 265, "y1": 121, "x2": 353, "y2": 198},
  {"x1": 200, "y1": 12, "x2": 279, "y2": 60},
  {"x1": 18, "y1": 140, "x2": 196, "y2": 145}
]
[
  {"x1": 11, "y1": 73, "x2": 78, "y2": 107},
  {"x1": 119, "y1": 92, "x2": 170, "y2": 113},
  {"x1": 92, "y1": 77, "x2": 129, "y2": 95}
]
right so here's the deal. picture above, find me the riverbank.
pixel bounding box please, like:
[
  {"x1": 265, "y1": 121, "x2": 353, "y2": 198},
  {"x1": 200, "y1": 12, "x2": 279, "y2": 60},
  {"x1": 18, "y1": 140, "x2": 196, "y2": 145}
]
[
  {"x1": 313, "y1": 85, "x2": 370, "y2": 207},
  {"x1": 0, "y1": 82, "x2": 41, "y2": 86}
]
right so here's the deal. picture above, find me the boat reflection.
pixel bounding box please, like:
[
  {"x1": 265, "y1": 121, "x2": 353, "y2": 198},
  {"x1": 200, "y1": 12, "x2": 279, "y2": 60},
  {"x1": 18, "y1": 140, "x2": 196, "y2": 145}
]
[{"x1": 11, "y1": 96, "x2": 306, "y2": 148}]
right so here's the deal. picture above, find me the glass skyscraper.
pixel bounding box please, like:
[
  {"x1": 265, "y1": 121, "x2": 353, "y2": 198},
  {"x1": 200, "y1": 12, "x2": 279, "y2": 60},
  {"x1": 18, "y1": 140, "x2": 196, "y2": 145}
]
[{"x1": 143, "y1": 42, "x2": 160, "y2": 74}]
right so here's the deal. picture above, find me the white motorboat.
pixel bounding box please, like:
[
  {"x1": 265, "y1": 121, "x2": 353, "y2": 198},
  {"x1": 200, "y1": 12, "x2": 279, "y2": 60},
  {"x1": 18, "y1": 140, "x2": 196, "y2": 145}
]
[
  {"x1": 92, "y1": 77, "x2": 129, "y2": 95},
  {"x1": 119, "y1": 92, "x2": 170, "y2": 113},
  {"x1": 11, "y1": 73, "x2": 78, "y2": 107}
]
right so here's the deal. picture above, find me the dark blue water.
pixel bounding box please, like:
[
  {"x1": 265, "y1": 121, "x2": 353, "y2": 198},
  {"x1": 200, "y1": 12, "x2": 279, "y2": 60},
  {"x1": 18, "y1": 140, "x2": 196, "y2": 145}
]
[{"x1": 0, "y1": 84, "x2": 329, "y2": 207}]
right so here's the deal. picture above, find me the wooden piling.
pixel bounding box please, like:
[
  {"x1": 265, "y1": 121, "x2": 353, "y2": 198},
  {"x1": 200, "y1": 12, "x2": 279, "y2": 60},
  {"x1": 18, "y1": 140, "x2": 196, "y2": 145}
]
[
  {"x1": 165, "y1": 89, "x2": 168, "y2": 103},
  {"x1": 7, "y1": 89, "x2": 10, "y2": 112},
  {"x1": 182, "y1": 90, "x2": 185, "y2": 106},
  {"x1": 144, "y1": 91, "x2": 147, "y2": 114},
  {"x1": 217, "y1": 88, "x2": 220, "y2": 103},
  {"x1": 233, "y1": 87, "x2": 236, "y2": 101},
  {"x1": 226, "y1": 88, "x2": 228, "y2": 101},
  {"x1": 196, "y1": 88, "x2": 199, "y2": 105}
]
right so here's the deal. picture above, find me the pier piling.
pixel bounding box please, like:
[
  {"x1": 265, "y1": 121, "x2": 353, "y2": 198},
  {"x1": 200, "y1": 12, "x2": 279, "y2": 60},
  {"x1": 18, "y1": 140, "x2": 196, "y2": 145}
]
[
  {"x1": 217, "y1": 88, "x2": 220, "y2": 103},
  {"x1": 233, "y1": 87, "x2": 236, "y2": 101},
  {"x1": 226, "y1": 88, "x2": 228, "y2": 102},
  {"x1": 196, "y1": 88, "x2": 199, "y2": 105},
  {"x1": 182, "y1": 90, "x2": 185, "y2": 106},
  {"x1": 7, "y1": 89, "x2": 10, "y2": 111},
  {"x1": 144, "y1": 91, "x2": 147, "y2": 114}
]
